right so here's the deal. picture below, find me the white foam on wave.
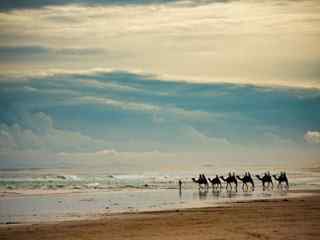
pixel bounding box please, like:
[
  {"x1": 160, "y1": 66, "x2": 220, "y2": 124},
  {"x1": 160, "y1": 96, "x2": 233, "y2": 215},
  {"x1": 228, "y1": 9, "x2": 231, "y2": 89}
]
[{"x1": 1, "y1": 168, "x2": 320, "y2": 194}]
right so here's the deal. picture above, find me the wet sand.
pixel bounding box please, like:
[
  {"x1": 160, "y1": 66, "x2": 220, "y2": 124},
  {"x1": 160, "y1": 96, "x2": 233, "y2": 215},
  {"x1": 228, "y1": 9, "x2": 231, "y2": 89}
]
[{"x1": 1, "y1": 192, "x2": 320, "y2": 240}]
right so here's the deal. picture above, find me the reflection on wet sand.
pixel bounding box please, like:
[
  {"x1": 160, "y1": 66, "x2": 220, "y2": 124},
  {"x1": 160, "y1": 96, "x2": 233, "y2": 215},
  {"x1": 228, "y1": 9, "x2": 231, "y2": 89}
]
[{"x1": 191, "y1": 186, "x2": 289, "y2": 202}]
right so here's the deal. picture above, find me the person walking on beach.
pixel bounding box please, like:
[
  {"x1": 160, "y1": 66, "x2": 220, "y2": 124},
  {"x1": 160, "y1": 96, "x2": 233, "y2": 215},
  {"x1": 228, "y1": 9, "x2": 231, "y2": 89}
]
[{"x1": 178, "y1": 179, "x2": 182, "y2": 198}]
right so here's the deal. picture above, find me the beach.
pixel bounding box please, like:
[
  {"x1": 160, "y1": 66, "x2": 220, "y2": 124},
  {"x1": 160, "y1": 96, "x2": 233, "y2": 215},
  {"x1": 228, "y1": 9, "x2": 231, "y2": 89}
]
[
  {"x1": 1, "y1": 191, "x2": 319, "y2": 240},
  {"x1": 1, "y1": 1, "x2": 320, "y2": 239}
]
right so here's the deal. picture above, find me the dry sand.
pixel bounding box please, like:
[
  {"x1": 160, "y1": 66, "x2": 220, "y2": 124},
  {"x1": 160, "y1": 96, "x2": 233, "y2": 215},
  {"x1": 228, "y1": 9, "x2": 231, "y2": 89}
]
[{"x1": 1, "y1": 192, "x2": 319, "y2": 240}]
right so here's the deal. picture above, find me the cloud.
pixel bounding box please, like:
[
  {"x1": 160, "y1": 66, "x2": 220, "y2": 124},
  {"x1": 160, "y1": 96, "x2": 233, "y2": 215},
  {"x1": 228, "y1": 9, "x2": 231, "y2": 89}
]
[
  {"x1": 304, "y1": 131, "x2": 320, "y2": 144},
  {"x1": 0, "y1": 0, "x2": 182, "y2": 11},
  {"x1": 261, "y1": 132, "x2": 297, "y2": 148},
  {"x1": 0, "y1": 69, "x2": 319, "y2": 154},
  {"x1": 177, "y1": 125, "x2": 229, "y2": 146},
  {"x1": 79, "y1": 79, "x2": 142, "y2": 92},
  {"x1": 75, "y1": 95, "x2": 212, "y2": 122},
  {"x1": 0, "y1": 1, "x2": 320, "y2": 88},
  {"x1": 0, "y1": 112, "x2": 109, "y2": 152},
  {"x1": 77, "y1": 96, "x2": 161, "y2": 112},
  {"x1": 0, "y1": 46, "x2": 49, "y2": 55},
  {"x1": 95, "y1": 149, "x2": 117, "y2": 155},
  {"x1": 0, "y1": 1, "x2": 319, "y2": 169},
  {"x1": 53, "y1": 47, "x2": 110, "y2": 56},
  {"x1": 0, "y1": 45, "x2": 112, "y2": 63}
]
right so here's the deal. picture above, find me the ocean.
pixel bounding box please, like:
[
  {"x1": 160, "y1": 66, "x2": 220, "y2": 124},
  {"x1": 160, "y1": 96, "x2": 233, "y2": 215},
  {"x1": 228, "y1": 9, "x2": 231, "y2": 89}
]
[{"x1": 1, "y1": 166, "x2": 320, "y2": 224}]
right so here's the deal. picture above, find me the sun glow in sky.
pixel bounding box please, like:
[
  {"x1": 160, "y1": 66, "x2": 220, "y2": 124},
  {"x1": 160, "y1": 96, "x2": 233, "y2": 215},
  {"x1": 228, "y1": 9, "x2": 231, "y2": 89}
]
[{"x1": 0, "y1": 0, "x2": 319, "y2": 170}]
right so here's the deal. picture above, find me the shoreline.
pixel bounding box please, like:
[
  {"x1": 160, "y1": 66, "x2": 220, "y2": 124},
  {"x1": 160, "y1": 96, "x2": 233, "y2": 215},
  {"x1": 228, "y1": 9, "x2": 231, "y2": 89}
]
[
  {"x1": 0, "y1": 188, "x2": 315, "y2": 225},
  {"x1": 1, "y1": 190, "x2": 320, "y2": 239}
]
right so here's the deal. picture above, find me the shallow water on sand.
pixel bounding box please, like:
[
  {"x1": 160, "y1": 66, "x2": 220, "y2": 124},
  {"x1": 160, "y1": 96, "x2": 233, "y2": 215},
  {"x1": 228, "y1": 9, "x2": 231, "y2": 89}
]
[{"x1": 0, "y1": 187, "x2": 313, "y2": 224}]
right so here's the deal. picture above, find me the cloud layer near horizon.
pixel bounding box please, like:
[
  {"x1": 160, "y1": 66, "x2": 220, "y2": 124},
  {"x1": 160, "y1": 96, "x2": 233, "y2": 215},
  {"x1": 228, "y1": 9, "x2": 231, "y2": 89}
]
[
  {"x1": 1, "y1": 70, "x2": 319, "y2": 151},
  {"x1": 0, "y1": 70, "x2": 319, "y2": 169}
]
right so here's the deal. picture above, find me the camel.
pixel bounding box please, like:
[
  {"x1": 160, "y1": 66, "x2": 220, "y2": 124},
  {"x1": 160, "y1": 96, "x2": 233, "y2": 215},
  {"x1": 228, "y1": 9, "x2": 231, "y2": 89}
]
[
  {"x1": 192, "y1": 174, "x2": 209, "y2": 189},
  {"x1": 273, "y1": 172, "x2": 289, "y2": 188},
  {"x1": 255, "y1": 173, "x2": 273, "y2": 189},
  {"x1": 236, "y1": 172, "x2": 254, "y2": 190},
  {"x1": 220, "y1": 173, "x2": 238, "y2": 191},
  {"x1": 208, "y1": 175, "x2": 222, "y2": 189}
]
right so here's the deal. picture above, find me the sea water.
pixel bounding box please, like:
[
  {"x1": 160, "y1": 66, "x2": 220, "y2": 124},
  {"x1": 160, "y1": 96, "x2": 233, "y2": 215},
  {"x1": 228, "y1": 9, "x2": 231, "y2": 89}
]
[{"x1": 0, "y1": 166, "x2": 320, "y2": 223}]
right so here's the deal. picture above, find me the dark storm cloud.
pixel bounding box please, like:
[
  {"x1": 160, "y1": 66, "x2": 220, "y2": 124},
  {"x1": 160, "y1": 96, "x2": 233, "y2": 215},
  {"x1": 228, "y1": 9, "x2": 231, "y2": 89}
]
[{"x1": 0, "y1": 0, "x2": 230, "y2": 11}]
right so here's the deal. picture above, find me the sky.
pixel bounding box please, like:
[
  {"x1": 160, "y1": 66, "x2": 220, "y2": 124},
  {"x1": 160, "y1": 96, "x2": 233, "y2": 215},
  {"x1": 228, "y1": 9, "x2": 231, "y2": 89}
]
[{"x1": 0, "y1": 0, "x2": 319, "y2": 171}]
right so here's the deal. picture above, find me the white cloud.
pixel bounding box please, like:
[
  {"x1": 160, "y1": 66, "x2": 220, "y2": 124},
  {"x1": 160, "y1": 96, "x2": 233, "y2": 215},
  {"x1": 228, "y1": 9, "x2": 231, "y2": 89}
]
[
  {"x1": 0, "y1": 111, "x2": 222, "y2": 155},
  {"x1": 304, "y1": 131, "x2": 320, "y2": 144},
  {"x1": 95, "y1": 149, "x2": 117, "y2": 155},
  {"x1": 79, "y1": 79, "x2": 142, "y2": 92},
  {"x1": 77, "y1": 96, "x2": 161, "y2": 112},
  {"x1": 0, "y1": 112, "x2": 109, "y2": 152},
  {"x1": 75, "y1": 95, "x2": 213, "y2": 121}
]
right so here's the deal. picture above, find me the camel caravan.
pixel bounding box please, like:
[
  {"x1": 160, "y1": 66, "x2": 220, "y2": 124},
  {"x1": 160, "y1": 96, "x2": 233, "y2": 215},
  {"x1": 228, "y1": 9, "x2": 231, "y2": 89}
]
[{"x1": 192, "y1": 172, "x2": 288, "y2": 191}]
